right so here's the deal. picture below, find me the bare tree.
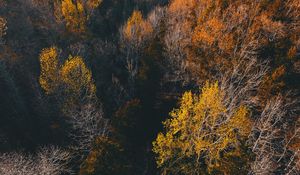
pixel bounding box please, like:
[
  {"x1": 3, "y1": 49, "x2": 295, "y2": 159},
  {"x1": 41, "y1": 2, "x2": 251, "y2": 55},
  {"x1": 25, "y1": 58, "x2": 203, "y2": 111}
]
[
  {"x1": 18, "y1": 0, "x2": 64, "y2": 35},
  {"x1": 119, "y1": 10, "x2": 154, "y2": 94},
  {"x1": 37, "y1": 146, "x2": 73, "y2": 175},
  {"x1": 163, "y1": 22, "x2": 191, "y2": 84},
  {"x1": 250, "y1": 96, "x2": 287, "y2": 175},
  {"x1": 67, "y1": 100, "x2": 109, "y2": 153},
  {"x1": 219, "y1": 57, "x2": 269, "y2": 115},
  {"x1": 250, "y1": 95, "x2": 300, "y2": 175},
  {"x1": 147, "y1": 6, "x2": 166, "y2": 35},
  {"x1": 286, "y1": 151, "x2": 300, "y2": 175},
  {"x1": 162, "y1": 1, "x2": 195, "y2": 84},
  {"x1": 0, "y1": 152, "x2": 35, "y2": 175},
  {"x1": 0, "y1": 146, "x2": 72, "y2": 175}
]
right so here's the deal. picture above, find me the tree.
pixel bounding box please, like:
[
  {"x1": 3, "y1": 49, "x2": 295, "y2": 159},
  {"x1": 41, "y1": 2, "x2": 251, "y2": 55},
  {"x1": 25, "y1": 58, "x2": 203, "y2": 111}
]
[
  {"x1": 39, "y1": 47, "x2": 60, "y2": 95},
  {"x1": 37, "y1": 146, "x2": 73, "y2": 175},
  {"x1": 120, "y1": 10, "x2": 153, "y2": 85},
  {"x1": 153, "y1": 57, "x2": 269, "y2": 174},
  {"x1": 0, "y1": 146, "x2": 72, "y2": 175},
  {"x1": 147, "y1": 6, "x2": 166, "y2": 36},
  {"x1": 122, "y1": 10, "x2": 153, "y2": 47},
  {"x1": 250, "y1": 95, "x2": 300, "y2": 175},
  {"x1": 19, "y1": 0, "x2": 63, "y2": 36},
  {"x1": 79, "y1": 136, "x2": 131, "y2": 175},
  {"x1": 257, "y1": 65, "x2": 286, "y2": 109},
  {"x1": 60, "y1": 0, "x2": 102, "y2": 34},
  {"x1": 160, "y1": 0, "x2": 300, "y2": 87},
  {"x1": 67, "y1": 101, "x2": 108, "y2": 153},
  {"x1": 39, "y1": 47, "x2": 108, "y2": 155},
  {"x1": 0, "y1": 16, "x2": 7, "y2": 45},
  {"x1": 61, "y1": 0, "x2": 87, "y2": 34},
  {"x1": 162, "y1": 0, "x2": 197, "y2": 84},
  {"x1": 39, "y1": 47, "x2": 97, "y2": 111},
  {"x1": 60, "y1": 55, "x2": 96, "y2": 111},
  {"x1": 153, "y1": 82, "x2": 253, "y2": 174},
  {"x1": 113, "y1": 99, "x2": 142, "y2": 142},
  {"x1": 85, "y1": 0, "x2": 103, "y2": 12}
]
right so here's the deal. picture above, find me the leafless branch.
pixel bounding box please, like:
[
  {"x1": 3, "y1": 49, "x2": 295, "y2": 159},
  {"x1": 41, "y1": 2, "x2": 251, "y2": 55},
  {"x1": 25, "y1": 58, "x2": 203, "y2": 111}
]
[
  {"x1": 0, "y1": 146, "x2": 72, "y2": 175},
  {"x1": 67, "y1": 100, "x2": 109, "y2": 153},
  {"x1": 249, "y1": 95, "x2": 300, "y2": 175}
]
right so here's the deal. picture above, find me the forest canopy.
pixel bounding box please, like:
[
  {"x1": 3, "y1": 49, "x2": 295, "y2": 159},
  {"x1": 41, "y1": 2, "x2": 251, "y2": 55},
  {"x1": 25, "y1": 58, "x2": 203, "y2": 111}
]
[{"x1": 0, "y1": 0, "x2": 299, "y2": 174}]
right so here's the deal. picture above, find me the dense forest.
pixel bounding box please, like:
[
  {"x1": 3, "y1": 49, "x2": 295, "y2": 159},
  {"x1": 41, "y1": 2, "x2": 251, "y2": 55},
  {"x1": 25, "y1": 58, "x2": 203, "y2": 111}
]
[{"x1": 0, "y1": 0, "x2": 299, "y2": 174}]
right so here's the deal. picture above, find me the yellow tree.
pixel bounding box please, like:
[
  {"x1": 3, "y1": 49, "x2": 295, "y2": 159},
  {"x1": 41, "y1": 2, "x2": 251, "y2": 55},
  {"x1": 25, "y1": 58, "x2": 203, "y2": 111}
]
[
  {"x1": 60, "y1": 55, "x2": 96, "y2": 111},
  {"x1": 39, "y1": 47, "x2": 97, "y2": 112},
  {"x1": 60, "y1": 0, "x2": 102, "y2": 34},
  {"x1": 61, "y1": 0, "x2": 86, "y2": 34},
  {"x1": 39, "y1": 48, "x2": 107, "y2": 153},
  {"x1": 153, "y1": 82, "x2": 252, "y2": 174},
  {"x1": 39, "y1": 47, "x2": 60, "y2": 95}
]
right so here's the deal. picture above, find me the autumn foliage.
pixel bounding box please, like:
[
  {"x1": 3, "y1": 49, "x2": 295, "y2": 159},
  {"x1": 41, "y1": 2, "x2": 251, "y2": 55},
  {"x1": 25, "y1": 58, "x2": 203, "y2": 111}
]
[
  {"x1": 60, "y1": 0, "x2": 102, "y2": 34},
  {"x1": 123, "y1": 10, "x2": 153, "y2": 45},
  {"x1": 39, "y1": 46, "x2": 96, "y2": 113},
  {"x1": 0, "y1": 0, "x2": 299, "y2": 174},
  {"x1": 39, "y1": 47, "x2": 60, "y2": 94},
  {"x1": 153, "y1": 82, "x2": 252, "y2": 174}
]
